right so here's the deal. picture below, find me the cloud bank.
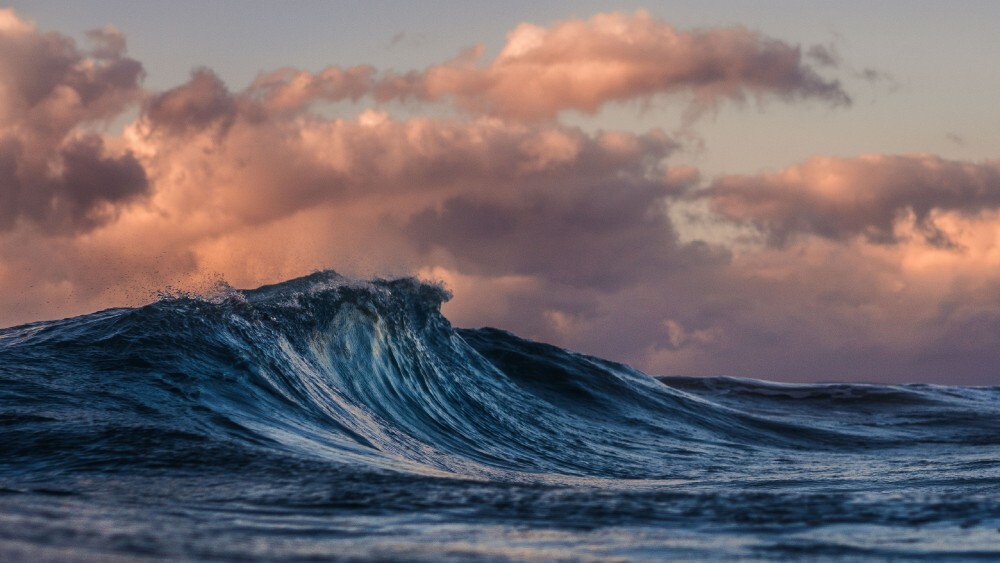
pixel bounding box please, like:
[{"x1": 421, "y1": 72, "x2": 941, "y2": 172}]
[{"x1": 2, "y1": 9, "x2": 999, "y2": 384}]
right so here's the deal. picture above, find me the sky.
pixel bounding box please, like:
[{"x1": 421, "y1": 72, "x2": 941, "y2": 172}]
[{"x1": 1, "y1": 1, "x2": 999, "y2": 384}]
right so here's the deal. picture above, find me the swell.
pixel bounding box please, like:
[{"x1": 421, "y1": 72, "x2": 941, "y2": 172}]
[{"x1": 2, "y1": 271, "x2": 997, "y2": 483}]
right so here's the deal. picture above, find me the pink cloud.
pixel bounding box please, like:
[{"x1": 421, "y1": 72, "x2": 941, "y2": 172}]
[
  {"x1": 410, "y1": 10, "x2": 850, "y2": 120},
  {"x1": 702, "y1": 154, "x2": 1000, "y2": 246},
  {"x1": 237, "y1": 10, "x2": 849, "y2": 121},
  {"x1": 247, "y1": 65, "x2": 375, "y2": 114}
]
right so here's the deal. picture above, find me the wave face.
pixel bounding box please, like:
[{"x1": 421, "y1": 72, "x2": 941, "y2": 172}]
[{"x1": 2, "y1": 271, "x2": 1000, "y2": 560}]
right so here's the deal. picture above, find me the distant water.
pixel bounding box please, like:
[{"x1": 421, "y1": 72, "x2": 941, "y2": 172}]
[{"x1": 2, "y1": 271, "x2": 999, "y2": 560}]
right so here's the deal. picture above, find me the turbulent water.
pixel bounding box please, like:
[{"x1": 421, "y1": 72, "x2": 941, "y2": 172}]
[{"x1": 2, "y1": 271, "x2": 999, "y2": 561}]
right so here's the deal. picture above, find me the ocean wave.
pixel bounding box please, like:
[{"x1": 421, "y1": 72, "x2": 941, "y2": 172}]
[
  {"x1": 4, "y1": 271, "x2": 1000, "y2": 559},
  {"x1": 4, "y1": 271, "x2": 999, "y2": 485}
]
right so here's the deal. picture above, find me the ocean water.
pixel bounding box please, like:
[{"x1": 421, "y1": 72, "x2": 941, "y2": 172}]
[{"x1": 2, "y1": 271, "x2": 999, "y2": 561}]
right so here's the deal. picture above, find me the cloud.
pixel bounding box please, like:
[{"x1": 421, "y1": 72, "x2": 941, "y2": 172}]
[
  {"x1": 0, "y1": 9, "x2": 147, "y2": 233},
  {"x1": 85, "y1": 24, "x2": 127, "y2": 59},
  {"x1": 128, "y1": 72, "x2": 714, "y2": 294},
  {"x1": 144, "y1": 68, "x2": 237, "y2": 134},
  {"x1": 405, "y1": 161, "x2": 715, "y2": 290},
  {"x1": 806, "y1": 44, "x2": 841, "y2": 67},
  {"x1": 133, "y1": 72, "x2": 694, "y2": 235},
  {"x1": 702, "y1": 154, "x2": 1000, "y2": 246},
  {"x1": 241, "y1": 10, "x2": 849, "y2": 121},
  {"x1": 413, "y1": 10, "x2": 849, "y2": 119},
  {"x1": 0, "y1": 135, "x2": 148, "y2": 232},
  {"x1": 1, "y1": 105, "x2": 708, "y2": 331},
  {"x1": 246, "y1": 65, "x2": 375, "y2": 115}
]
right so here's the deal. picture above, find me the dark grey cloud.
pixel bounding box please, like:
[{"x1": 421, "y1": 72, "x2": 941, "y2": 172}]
[
  {"x1": 0, "y1": 134, "x2": 148, "y2": 233},
  {"x1": 144, "y1": 68, "x2": 237, "y2": 134},
  {"x1": 0, "y1": 13, "x2": 147, "y2": 233},
  {"x1": 407, "y1": 178, "x2": 720, "y2": 290},
  {"x1": 85, "y1": 25, "x2": 127, "y2": 59},
  {"x1": 806, "y1": 44, "x2": 841, "y2": 67}
]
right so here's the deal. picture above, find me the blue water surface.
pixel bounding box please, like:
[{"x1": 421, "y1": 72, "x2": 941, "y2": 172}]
[{"x1": 2, "y1": 271, "x2": 999, "y2": 560}]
